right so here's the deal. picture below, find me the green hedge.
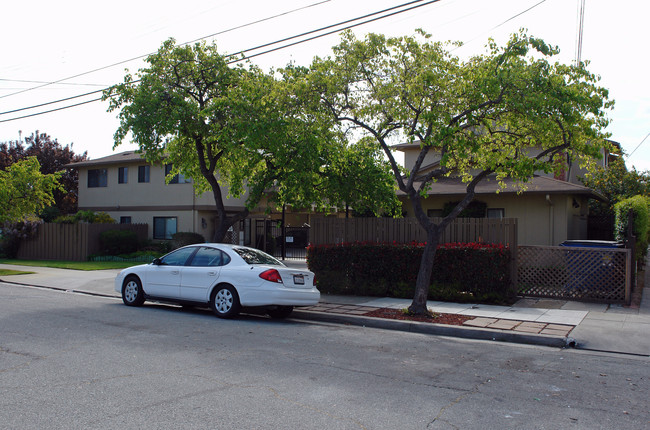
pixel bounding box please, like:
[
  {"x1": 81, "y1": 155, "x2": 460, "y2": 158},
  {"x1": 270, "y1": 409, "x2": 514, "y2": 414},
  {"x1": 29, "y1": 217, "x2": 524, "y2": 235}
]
[
  {"x1": 307, "y1": 242, "x2": 513, "y2": 304},
  {"x1": 99, "y1": 230, "x2": 138, "y2": 256},
  {"x1": 614, "y1": 195, "x2": 649, "y2": 262}
]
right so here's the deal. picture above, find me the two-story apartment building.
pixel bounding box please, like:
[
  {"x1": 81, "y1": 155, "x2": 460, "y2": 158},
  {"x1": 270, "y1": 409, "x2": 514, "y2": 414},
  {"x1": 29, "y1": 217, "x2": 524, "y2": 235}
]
[
  {"x1": 71, "y1": 139, "x2": 613, "y2": 247},
  {"x1": 70, "y1": 151, "x2": 235, "y2": 240},
  {"x1": 392, "y1": 142, "x2": 613, "y2": 246},
  {"x1": 70, "y1": 151, "x2": 328, "y2": 242}
]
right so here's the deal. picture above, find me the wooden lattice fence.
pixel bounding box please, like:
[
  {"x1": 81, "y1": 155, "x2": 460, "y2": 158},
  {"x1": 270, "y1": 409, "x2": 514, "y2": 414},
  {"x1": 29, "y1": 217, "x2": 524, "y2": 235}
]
[{"x1": 518, "y1": 245, "x2": 632, "y2": 304}]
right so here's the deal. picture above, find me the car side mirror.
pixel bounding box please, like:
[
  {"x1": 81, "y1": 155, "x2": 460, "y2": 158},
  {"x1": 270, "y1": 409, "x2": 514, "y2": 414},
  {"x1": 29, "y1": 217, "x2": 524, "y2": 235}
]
[{"x1": 152, "y1": 258, "x2": 162, "y2": 265}]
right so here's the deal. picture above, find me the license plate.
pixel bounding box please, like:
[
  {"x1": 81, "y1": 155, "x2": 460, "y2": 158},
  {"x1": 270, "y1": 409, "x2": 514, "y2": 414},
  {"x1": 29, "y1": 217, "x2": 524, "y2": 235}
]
[{"x1": 293, "y1": 274, "x2": 305, "y2": 285}]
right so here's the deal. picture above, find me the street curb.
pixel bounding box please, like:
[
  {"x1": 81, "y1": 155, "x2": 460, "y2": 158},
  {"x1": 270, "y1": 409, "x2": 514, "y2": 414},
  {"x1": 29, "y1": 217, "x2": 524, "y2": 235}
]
[
  {"x1": 292, "y1": 309, "x2": 571, "y2": 348},
  {"x1": 1, "y1": 279, "x2": 570, "y2": 348}
]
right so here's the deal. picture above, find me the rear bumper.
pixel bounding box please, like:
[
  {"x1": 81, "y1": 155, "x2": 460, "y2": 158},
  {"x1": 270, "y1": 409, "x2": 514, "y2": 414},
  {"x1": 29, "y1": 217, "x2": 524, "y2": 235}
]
[{"x1": 238, "y1": 286, "x2": 320, "y2": 307}]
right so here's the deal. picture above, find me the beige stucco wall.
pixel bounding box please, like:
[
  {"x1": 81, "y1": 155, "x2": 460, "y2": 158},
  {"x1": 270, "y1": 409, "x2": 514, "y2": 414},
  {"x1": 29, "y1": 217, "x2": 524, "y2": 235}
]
[
  {"x1": 77, "y1": 161, "x2": 248, "y2": 210},
  {"x1": 77, "y1": 161, "x2": 251, "y2": 240},
  {"x1": 399, "y1": 193, "x2": 588, "y2": 246}
]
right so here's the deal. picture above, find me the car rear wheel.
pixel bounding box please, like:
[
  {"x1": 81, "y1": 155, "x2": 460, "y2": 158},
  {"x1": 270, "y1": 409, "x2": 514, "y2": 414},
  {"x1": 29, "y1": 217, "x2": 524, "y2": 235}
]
[
  {"x1": 210, "y1": 285, "x2": 241, "y2": 319},
  {"x1": 267, "y1": 306, "x2": 294, "y2": 319},
  {"x1": 122, "y1": 276, "x2": 145, "y2": 306}
]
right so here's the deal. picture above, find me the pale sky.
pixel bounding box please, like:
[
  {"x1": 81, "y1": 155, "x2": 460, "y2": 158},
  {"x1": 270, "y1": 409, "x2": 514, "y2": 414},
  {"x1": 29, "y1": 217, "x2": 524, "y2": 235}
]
[{"x1": 1, "y1": 0, "x2": 648, "y2": 170}]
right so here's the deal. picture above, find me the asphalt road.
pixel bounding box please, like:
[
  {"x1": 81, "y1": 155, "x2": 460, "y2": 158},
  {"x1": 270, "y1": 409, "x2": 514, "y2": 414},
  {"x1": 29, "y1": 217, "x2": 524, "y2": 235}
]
[{"x1": 1, "y1": 283, "x2": 648, "y2": 429}]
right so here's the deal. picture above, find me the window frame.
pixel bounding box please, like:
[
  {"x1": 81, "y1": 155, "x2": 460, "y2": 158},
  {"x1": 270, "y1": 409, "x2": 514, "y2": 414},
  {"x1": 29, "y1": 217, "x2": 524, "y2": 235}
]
[
  {"x1": 138, "y1": 165, "x2": 150, "y2": 183},
  {"x1": 487, "y1": 208, "x2": 505, "y2": 219},
  {"x1": 153, "y1": 216, "x2": 177, "y2": 240},
  {"x1": 118, "y1": 167, "x2": 128, "y2": 184},
  {"x1": 87, "y1": 168, "x2": 107, "y2": 188},
  {"x1": 165, "y1": 163, "x2": 191, "y2": 184}
]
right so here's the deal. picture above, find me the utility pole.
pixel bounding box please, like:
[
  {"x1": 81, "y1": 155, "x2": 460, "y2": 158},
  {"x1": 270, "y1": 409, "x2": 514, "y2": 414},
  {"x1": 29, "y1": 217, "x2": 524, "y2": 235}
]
[{"x1": 575, "y1": 0, "x2": 586, "y2": 65}]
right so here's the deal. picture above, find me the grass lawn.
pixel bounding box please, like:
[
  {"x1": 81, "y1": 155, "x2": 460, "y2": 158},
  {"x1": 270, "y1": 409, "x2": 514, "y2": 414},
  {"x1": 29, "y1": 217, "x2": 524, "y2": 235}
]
[
  {"x1": 0, "y1": 269, "x2": 35, "y2": 276},
  {"x1": 0, "y1": 259, "x2": 141, "y2": 271}
]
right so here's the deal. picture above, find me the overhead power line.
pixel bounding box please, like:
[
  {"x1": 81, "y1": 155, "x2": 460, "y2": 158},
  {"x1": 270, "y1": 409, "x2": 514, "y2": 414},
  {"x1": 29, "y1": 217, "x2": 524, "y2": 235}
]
[
  {"x1": 0, "y1": 0, "x2": 332, "y2": 100},
  {"x1": 1, "y1": 0, "x2": 437, "y2": 122},
  {"x1": 1, "y1": 0, "x2": 548, "y2": 124},
  {"x1": 626, "y1": 132, "x2": 650, "y2": 158}
]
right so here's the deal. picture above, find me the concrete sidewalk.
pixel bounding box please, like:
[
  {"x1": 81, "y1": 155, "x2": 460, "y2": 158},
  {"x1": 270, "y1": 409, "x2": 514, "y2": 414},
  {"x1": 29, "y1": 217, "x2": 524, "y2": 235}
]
[{"x1": 1, "y1": 262, "x2": 648, "y2": 355}]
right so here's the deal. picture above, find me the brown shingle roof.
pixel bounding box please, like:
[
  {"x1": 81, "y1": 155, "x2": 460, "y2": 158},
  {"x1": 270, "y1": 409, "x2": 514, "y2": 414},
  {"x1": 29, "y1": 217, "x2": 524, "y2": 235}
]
[
  {"x1": 66, "y1": 151, "x2": 148, "y2": 168},
  {"x1": 397, "y1": 174, "x2": 606, "y2": 201}
]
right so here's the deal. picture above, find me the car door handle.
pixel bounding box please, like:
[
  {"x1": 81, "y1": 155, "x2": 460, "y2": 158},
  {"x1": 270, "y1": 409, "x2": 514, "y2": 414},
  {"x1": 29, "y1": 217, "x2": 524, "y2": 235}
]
[
  {"x1": 207, "y1": 271, "x2": 217, "y2": 276},
  {"x1": 171, "y1": 270, "x2": 180, "y2": 275}
]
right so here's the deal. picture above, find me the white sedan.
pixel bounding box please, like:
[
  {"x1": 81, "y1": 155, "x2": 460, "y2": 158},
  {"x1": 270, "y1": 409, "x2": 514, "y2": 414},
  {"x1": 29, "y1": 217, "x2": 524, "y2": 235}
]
[{"x1": 114, "y1": 243, "x2": 320, "y2": 319}]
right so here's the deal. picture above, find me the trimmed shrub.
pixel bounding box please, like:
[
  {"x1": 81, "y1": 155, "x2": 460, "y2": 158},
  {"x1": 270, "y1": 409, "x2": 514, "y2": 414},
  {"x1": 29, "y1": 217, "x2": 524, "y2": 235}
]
[
  {"x1": 53, "y1": 210, "x2": 116, "y2": 224},
  {"x1": 99, "y1": 230, "x2": 138, "y2": 256},
  {"x1": 171, "y1": 232, "x2": 205, "y2": 250},
  {"x1": 307, "y1": 241, "x2": 513, "y2": 304}
]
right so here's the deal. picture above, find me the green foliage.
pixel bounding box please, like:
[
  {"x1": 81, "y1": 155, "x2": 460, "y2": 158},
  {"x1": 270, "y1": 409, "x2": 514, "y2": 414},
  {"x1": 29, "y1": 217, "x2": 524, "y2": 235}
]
[
  {"x1": 308, "y1": 29, "x2": 612, "y2": 312},
  {"x1": 0, "y1": 131, "x2": 87, "y2": 214},
  {"x1": 39, "y1": 206, "x2": 61, "y2": 222},
  {"x1": 99, "y1": 230, "x2": 139, "y2": 256},
  {"x1": 614, "y1": 195, "x2": 649, "y2": 261},
  {"x1": 307, "y1": 242, "x2": 513, "y2": 303},
  {"x1": 104, "y1": 39, "x2": 360, "y2": 241},
  {"x1": 171, "y1": 232, "x2": 205, "y2": 250},
  {"x1": 324, "y1": 137, "x2": 402, "y2": 217},
  {"x1": 0, "y1": 157, "x2": 62, "y2": 224},
  {"x1": 53, "y1": 210, "x2": 116, "y2": 224},
  {"x1": 581, "y1": 154, "x2": 650, "y2": 217}
]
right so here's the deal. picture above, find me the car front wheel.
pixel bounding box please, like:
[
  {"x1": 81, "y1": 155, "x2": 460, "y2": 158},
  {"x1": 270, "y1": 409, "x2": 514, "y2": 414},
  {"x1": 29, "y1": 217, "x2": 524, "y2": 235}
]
[
  {"x1": 210, "y1": 285, "x2": 241, "y2": 319},
  {"x1": 122, "y1": 276, "x2": 145, "y2": 306}
]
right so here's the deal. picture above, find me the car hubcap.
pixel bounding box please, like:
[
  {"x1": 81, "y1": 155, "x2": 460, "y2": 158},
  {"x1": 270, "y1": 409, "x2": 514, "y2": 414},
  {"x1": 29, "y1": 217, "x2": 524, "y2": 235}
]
[
  {"x1": 215, "y1": 289, "x2": 233, "y2": 313},
  {"x1": 125, "y1": 281, "x2": 138, "y2": 302}
]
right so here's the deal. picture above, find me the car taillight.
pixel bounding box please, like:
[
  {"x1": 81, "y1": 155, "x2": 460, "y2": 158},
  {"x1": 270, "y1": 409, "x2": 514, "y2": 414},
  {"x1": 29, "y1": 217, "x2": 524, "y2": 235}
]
[{"x1": 260, "y1": 269, "x2": 283, "y2": 283}]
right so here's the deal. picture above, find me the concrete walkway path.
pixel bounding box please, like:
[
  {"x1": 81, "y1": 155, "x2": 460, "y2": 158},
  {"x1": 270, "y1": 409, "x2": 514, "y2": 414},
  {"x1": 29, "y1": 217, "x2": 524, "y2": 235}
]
[{"x1": 1, "y1": 261, "x2": 648, "y2": 355}]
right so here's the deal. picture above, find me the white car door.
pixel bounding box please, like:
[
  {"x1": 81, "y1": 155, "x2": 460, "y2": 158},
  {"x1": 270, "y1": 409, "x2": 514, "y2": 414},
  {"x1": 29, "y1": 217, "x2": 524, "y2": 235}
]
[
  {"x1": 145, "y1": 247, "x2": 197, "y2": 299},
  {"x1": 180, "y1": 247, "x2": 228, "y2": 302}
]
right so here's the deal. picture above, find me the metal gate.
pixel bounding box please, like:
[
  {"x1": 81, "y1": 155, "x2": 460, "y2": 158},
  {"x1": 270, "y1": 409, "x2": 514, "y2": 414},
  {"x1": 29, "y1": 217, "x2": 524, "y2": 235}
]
[{"x1": 252, "y1": 219, "x2": 309, "y2": 260}]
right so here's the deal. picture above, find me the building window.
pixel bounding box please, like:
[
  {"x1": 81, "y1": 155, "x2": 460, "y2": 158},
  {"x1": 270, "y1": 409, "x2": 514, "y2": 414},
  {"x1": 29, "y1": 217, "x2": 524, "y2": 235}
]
[
  {"x1": 427, "y1": 209, "x2": 444, "y2": 218},
  {"x1": 487, "y1": 208, "x2": 505, "y2": 219},
  {"x1": 165, "y1": 163, "x2": 191, "y2": 184},
  {"x1": 138, "y1": 165, "x2": 150, "y2": 183},
  {"x1": 120, "y1": 216, "x2": 132, "y2": 224},
  {"x1": 118, "y1": 167, "x2": 128, "y2": 184},
  {"x1": 87, "y1": 169, "x2": 107, "y2": 188},
  {"x1": 154, "y1": 217, "x2": 177, "y2": 240}
]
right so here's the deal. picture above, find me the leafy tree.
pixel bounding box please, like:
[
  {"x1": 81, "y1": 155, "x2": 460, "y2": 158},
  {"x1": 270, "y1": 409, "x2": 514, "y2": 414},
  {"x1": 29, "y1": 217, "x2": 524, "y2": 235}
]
[
  {"x1": 104, "y1": 40, "x2": 340, "y2": 242},
  {"x1": 0, "y1": 157, "x2": 62, "y2": 224},
  {"x1": 308, "y1": 30, "x2": 612, "y2": 314},
  {"x1": 324, "y1": 137, "x2": 401, "y2": 217},
  {"x1": 0, "y1": 131, "x2": 87, "y2": 215},
  {"x1": 581, "y1": 152, "x2": 650, "y2": 216}
]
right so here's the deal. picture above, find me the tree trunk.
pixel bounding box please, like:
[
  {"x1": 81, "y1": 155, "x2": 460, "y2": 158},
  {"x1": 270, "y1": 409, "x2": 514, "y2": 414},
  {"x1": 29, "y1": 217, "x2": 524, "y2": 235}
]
[
  {"x1": 211, "y1": 208, "x2": 249, "y2": 243},
  {"x1": 408, "y1": 229, "x2": 439, "y2": 315}
]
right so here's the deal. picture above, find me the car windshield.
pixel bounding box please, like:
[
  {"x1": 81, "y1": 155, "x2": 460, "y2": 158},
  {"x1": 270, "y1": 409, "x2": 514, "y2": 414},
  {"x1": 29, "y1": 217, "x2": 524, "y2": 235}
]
[{"x1": 233, "y1": 247, "x2": 284, "y2": 266}]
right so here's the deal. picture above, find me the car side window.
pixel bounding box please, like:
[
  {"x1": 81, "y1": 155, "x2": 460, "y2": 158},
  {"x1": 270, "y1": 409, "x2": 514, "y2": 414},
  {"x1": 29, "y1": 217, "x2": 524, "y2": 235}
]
[
  {"x1": 159, "y1": 247, "x2": 197, "y2": 266},
  {"x1": 189, "y1": 247, "x2": 230, "y2": 267}
]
